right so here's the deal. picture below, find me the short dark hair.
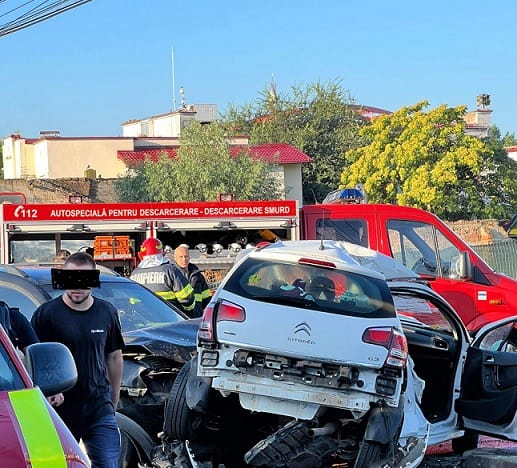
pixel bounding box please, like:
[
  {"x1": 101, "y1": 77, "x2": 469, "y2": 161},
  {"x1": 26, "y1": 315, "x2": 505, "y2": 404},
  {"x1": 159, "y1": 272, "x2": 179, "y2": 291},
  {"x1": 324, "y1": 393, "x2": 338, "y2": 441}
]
[{"x1": 64, "y1": 251, "x2": 96, "y2": 269}]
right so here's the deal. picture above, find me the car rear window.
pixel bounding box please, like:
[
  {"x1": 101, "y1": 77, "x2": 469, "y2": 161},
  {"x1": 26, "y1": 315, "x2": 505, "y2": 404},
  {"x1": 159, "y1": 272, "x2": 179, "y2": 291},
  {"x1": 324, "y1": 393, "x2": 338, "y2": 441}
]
[{"x1": 224, "y1": 257, "x2": 396, "y2": 318}]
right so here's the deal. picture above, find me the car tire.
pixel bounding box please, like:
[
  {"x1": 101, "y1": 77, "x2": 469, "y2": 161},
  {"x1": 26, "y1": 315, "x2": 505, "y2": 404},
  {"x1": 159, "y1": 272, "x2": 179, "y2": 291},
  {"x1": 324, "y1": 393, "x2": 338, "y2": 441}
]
[
  {"x1": 116, "y1": 412, "x2": 155, "y2": 468},
  {"x1": 163, "y1": 361, "x2": 205, "y2": 442},
  {"x1": 354, "y1": 441, "x2": 382, "y2": 468},
  {"x1": 119, "y1": 428, "x2": 136, "y2": 468},
  {"x1": 451, "y1": 429, "x2": 479, "y2": 454}
]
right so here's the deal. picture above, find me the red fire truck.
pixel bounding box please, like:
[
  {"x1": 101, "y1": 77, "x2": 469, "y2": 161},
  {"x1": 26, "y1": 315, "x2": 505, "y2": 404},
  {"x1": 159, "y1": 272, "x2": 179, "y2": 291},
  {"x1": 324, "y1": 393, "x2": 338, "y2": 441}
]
[{"x1": 0, "y1": 199, "x2": 299, "y2": 287}]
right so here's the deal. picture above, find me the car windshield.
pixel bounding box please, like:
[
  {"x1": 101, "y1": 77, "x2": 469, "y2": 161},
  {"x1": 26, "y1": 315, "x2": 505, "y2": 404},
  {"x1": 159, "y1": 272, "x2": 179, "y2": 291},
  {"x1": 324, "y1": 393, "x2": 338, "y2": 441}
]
[
  {"x1": 224, "y1": 257, "x2": 396, "y2": 318},
  {"x1": 40, "y1": 280, "x2": 185, "y2": 332}
]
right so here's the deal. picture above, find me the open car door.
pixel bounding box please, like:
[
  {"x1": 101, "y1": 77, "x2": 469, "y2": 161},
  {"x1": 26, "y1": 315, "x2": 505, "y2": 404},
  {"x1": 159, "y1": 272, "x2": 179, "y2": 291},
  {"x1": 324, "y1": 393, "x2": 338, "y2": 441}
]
[{"x1": 456, "y1": 316, "x2": 517, "y2": 439}]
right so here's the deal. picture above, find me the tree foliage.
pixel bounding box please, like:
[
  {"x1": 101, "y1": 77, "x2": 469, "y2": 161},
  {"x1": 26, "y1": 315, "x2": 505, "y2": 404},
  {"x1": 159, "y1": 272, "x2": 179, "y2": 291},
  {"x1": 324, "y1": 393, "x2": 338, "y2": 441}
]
[
  {"x1": 224, "y1": 79, "x2": 366, "y2": 203},
  {"x1": 340, "y1": 101, "x2": 516, "y2": 220},
  {"x1": 113, "y1": 161, "x2": 154, "y2": 203},
  {"x1": 115, "y1": 121, "x2": 280, "y2": 202},
  {"x1": 475, "y1": 126, "x2": 517, "y2": 219}
]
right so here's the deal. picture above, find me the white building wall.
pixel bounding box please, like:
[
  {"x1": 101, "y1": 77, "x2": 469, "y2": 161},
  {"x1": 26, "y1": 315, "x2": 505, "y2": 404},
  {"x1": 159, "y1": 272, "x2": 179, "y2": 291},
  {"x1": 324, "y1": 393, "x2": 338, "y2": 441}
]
[
  {"x1": 2, "y1": 137, "x2": 16, "y2": 178},
  {"x1": 34, "y1": 141, "x2": 49, "y2": 178},
  {"x1": 283, "y1": 165, "x2": 303, "y2": 206},
  {"x1": 121, "y1": 105, "x2": 216, "y2": 138},
  {"x1": 153, "y1": 115, "x2": 174, "y2": 137},
  {"x1": 122, "y1": 121, "x2": 142, "y2": 137},
  {"x1": 13, "y1": 139, "x2": 22, "y2": 178},
  {"x1": 2, "y1": 136, "x2": 38, "y2": 179}
]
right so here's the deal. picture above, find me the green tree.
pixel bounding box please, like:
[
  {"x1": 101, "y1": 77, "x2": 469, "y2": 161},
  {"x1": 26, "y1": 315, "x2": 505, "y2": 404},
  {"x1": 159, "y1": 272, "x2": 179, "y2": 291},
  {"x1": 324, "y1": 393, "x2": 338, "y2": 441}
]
[
  {"x1": 475, "y1": 126, "x2": 517, "y2": 219},
  {"x1": 501, "y1": 129, "x2": 517, "y2": 147},
  {"x1": 341, "y1": 101, "x2": 503, "y2": 220},
  {"x1": 115, "y1": 121, "x2": 279, "y2": 202},
  {"x1": 224, "y1": 79, "x2": 366, "y2": 203},
  {"x1": 114, "y1": 163, "x2": 153, "y2": 202}
]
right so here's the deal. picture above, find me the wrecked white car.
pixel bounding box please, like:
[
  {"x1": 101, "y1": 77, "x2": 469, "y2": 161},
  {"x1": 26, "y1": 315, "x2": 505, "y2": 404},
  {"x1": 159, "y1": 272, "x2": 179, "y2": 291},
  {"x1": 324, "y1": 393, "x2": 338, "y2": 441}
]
[{"x1": 162, "y1": 240, "x2": 517, "y2": 467}]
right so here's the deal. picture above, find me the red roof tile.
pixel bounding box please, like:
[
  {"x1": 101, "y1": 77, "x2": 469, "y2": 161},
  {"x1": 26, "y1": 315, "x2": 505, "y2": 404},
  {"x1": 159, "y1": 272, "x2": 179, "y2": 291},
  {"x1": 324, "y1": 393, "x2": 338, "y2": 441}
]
[
  {"x1": 241, "y1": 143, "x2": 312, "y2": 164},
  {"x1": 118, "y1": 143, "x2": 312, "y2": 166},
  {"x1": 118, "y1": 147, "x2": 178, "y2": 164}
]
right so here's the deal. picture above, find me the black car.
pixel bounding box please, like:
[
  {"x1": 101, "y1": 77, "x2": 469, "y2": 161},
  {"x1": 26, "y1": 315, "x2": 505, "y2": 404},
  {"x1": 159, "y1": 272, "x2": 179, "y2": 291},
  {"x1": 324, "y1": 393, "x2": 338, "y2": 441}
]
[{"x1": 0, "y1": 264, "x2": 200, "y2": 467}]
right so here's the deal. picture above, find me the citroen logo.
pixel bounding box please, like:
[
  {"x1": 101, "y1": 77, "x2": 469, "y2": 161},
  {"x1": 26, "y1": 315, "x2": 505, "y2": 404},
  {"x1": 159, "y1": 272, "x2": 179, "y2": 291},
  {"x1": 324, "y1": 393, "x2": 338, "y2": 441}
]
[{"x1": 294, "y1": 322, "x2": 311, "y2": 336}]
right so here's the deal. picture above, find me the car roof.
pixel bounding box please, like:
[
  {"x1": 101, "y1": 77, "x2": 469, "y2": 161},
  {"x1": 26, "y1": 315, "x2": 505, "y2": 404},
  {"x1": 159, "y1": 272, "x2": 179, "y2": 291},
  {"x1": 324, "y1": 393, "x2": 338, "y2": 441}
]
[
  {"x1": 2, "y1": 264, "x2": 128, "y2": 286},
  {"x1": 0, "y1": 270, "x2": 51, "y2": 303},
  {"x1": 246, "y1": 240, "x2": 418, "y2": 280},
  {"x1": 3, "y1": 262, "x2": 119, "y2": 275}
]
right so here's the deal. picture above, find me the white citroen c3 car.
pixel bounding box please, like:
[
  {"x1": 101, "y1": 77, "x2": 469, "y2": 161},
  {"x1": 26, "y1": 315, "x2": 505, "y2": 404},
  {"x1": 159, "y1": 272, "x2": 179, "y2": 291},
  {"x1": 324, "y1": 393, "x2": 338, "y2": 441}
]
[{"x1": 166, "y1": 240, "x2": 517, "y2": 468}]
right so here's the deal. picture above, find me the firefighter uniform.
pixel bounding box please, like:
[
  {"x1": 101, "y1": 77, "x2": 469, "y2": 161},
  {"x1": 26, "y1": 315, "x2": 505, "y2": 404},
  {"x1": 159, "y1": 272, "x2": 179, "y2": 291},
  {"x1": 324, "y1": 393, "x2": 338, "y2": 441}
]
[
  {"x1": 177, "y1": 262, "x2": 211, "y2": 318},
  {"x1": 130, "y1": 238, "x2": 195, "y2": 315}
]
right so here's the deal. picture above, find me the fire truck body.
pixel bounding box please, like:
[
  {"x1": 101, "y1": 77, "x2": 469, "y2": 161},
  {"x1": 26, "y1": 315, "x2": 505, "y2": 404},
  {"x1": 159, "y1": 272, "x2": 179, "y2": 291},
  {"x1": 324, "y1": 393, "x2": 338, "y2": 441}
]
[{"x1": 0, "y1": 200, "x2": 299, "y2": 281}]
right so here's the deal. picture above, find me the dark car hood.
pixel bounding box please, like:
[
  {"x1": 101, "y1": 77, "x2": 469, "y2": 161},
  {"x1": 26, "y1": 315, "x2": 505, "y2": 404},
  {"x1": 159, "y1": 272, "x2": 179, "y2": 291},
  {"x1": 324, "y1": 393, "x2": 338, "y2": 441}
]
[{"x1": 122, "y1": 318, "x2": 200, "y2": 359}]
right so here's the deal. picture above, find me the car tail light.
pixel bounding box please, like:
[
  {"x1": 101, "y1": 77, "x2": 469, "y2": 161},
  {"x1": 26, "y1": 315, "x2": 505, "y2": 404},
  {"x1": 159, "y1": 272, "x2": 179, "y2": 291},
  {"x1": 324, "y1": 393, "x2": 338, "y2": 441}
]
[
  {"x1": 298, "y1": 258, "x2": 336, "y2": 269},
  {"x1": 198, "y1": 301, "x2": 246, "y2": 346},
  {"x1": 362, "y1": 327, "x2": 408, "y2": 368},
  {"x1": 198, "y1": 304, "x2": 216, "y2": 344},
  {"x1": 217, "y1": 300, "x2": 246, "y2": 322}
]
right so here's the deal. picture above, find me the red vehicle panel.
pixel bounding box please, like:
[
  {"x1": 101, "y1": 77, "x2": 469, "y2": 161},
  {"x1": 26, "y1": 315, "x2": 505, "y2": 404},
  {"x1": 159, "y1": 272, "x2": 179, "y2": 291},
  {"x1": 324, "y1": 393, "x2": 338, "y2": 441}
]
[
  {"x1": 301, "y1": 202, "x2": 517, "y2": 332},
  {"x1": 0, "y1": 327, "x2": 90, "y2": 467}
]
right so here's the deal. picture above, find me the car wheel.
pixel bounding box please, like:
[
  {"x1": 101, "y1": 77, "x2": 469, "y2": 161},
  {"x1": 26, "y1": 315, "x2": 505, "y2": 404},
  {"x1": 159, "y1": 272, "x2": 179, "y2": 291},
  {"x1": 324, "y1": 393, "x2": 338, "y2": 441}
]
[
  {"x1": 354, "y1": 441, "x2": 382, "y2": 468},
  {"x1": 116, "y1": 412, "x2": 155, "y2": 468},
  {"x1": 451, "y1": 429, "x2": 479, "y2": 454},
  {"x1": 119, "y1": 428, "x2": 137, "y2": 468},
  {"x1": 163, "y1": 361, "x2": 205, "y2": 441}
]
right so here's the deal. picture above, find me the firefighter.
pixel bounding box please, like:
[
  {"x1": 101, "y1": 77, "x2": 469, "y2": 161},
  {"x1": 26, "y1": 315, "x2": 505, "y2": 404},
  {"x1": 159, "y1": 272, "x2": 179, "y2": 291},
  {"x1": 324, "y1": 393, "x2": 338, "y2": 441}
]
[
  {"x1": 173, "y1": 244, "x2": 211, "y2": 318},
  {"x1": 130, "y1": 238, "x2": 196, "y2": 316}
]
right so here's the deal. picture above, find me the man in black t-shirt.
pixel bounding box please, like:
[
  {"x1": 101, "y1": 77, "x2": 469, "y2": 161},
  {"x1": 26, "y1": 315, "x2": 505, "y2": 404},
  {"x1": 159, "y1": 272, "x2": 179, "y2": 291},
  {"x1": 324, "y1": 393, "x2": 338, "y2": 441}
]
[{"x1": 31, "y1": 252, "x2": 125, "y2": 468}]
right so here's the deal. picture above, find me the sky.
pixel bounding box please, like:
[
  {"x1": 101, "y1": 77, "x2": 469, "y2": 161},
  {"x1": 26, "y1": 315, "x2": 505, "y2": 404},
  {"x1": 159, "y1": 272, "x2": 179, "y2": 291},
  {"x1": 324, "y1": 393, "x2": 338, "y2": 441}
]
[{"x1": 1, "y1": 0, "x2": 517, "y2": 139}]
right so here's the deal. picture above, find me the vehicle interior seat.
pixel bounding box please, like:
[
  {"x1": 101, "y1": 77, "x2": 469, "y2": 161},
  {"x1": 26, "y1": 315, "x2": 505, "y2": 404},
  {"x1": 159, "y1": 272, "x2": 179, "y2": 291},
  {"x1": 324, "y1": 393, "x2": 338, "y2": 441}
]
[{"x1": 309, "y1": 276, "x2": 336, "y2": 301}]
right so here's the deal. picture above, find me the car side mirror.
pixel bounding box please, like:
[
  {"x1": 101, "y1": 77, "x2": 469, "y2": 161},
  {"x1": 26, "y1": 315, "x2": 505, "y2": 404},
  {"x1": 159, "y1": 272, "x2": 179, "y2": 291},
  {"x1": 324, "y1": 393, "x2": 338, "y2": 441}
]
[
  {"x1": 450, "y1": 251, "x2": 472, "y2": 280},
  {"x1": 24, "y1": 342, "x2": 78, "y2": 397}
]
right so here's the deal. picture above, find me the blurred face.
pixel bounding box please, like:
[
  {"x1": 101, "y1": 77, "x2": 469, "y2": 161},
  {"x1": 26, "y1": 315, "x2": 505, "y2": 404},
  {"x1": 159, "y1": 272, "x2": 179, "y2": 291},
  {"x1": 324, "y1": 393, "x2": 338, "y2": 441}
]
[
  {"x1": 56, "y1": 252, "x2": 69, "y2": 262},
  {"x1": 64, "y1": 261, "x2": 93, "y2": 306},
  {"x1": 174, "y1": 247, "x2": 189, "y2": 269}
]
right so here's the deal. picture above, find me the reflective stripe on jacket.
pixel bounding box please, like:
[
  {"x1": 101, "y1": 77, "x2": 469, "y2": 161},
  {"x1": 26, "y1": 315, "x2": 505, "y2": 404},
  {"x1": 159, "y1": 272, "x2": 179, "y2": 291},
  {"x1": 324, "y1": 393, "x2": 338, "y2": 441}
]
[
  {"x1": 130, "y1": 260, "x2": 195, "y2": 313},
  {"x1": 177, "y1": 262, "x2": 211, "y2": 318}
]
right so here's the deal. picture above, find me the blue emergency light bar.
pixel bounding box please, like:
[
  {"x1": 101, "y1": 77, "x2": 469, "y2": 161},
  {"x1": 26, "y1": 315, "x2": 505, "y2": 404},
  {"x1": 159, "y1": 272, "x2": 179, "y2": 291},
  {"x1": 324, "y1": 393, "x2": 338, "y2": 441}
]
[{"x1": 322, "y1": 188, "x2": 364, "y2": 204}]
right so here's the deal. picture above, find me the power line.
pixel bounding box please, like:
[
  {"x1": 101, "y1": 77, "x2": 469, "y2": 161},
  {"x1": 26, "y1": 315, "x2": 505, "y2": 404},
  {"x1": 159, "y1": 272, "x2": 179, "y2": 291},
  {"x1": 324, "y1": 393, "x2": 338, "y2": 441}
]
[{"x1": 0, "y1": 0, "x2": 92, "y2": 37}]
